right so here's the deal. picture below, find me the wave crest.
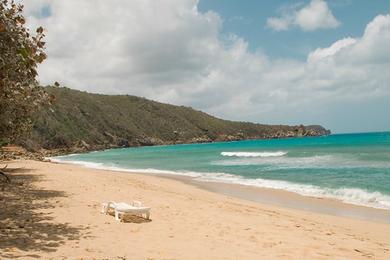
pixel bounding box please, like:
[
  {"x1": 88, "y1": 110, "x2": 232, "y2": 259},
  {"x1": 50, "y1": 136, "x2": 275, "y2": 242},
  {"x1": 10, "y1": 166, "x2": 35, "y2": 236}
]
[{"x1": 221, "y1": 151, "x2": 287, "y2": 157}]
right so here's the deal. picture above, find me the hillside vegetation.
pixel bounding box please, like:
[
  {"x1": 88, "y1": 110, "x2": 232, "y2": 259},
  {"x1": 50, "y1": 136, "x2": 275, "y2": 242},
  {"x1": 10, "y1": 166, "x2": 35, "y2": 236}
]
[{"x1": 24, "y1": 87, "x2": 330, "y2": 152}]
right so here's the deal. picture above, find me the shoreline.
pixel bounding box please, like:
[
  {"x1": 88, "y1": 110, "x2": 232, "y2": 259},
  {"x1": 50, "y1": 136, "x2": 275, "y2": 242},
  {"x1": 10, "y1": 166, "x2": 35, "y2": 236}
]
[
  {"x1": 7, "y1": 133, "x2": 331, "y2": 161},
  {"x1": 51, "y1": 158, "x2": 390, "y2": 223},
  {"x1": 186, "y1": 177, "x2": 390, "y2": 224},
  {"x1": 3, "y1": 160, "x2": 390, "y2": 259}
]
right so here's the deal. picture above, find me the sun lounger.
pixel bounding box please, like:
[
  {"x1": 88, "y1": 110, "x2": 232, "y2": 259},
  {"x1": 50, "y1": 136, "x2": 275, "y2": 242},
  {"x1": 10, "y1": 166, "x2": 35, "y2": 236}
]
[
  {"x1": 101, "y1": 201, "x2": 121, "y2": 214},
  {"x1": 101, "y1": 201, "x2": 151, "y2": 221}
]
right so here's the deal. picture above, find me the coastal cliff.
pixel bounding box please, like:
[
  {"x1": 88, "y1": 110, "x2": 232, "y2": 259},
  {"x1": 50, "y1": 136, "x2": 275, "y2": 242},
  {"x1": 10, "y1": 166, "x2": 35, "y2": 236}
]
[{"x1": 20, "y1": 87, "x2": 330, "y2": 154}]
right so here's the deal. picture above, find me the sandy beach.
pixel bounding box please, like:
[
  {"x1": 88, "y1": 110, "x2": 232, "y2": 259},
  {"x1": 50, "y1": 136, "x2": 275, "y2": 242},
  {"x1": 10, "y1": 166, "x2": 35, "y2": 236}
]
[{"x1": 1, "y1": 160, "x2": 390, "y2": 259}]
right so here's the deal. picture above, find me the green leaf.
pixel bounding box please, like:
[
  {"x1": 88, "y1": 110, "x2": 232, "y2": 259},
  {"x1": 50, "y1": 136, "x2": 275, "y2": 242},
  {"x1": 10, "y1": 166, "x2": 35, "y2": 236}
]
[{"x1": 19, "y1": 48, "x2": 29, "y2": 59}]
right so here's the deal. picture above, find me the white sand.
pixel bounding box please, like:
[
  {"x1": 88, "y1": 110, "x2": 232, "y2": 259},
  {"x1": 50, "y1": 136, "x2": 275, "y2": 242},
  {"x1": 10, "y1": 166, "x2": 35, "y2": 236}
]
[{"x1": 1, "y1": 160, "x2": 389, "y2": 259}]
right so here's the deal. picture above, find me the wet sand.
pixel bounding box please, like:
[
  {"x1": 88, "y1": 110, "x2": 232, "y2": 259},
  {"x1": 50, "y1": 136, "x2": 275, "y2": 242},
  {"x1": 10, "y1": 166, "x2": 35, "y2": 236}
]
[{"x1": 179, "y1": 175, "x2": 390, "y2": 224}]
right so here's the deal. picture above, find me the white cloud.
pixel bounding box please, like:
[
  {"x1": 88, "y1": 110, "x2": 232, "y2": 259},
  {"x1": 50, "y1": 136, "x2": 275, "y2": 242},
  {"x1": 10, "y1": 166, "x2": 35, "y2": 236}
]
[
  {"x1": 308, "y1": 38, "x2": 356, "y2": 63},
  {"x1": 22, "y1": 1, "x2": 390, "y2": 132},
  {"x1": 266, "y1": 17, "x2": 291, "y2": 31},
  {"x1": 267, "y1": 0, "x2": 340, "y2": 31}
]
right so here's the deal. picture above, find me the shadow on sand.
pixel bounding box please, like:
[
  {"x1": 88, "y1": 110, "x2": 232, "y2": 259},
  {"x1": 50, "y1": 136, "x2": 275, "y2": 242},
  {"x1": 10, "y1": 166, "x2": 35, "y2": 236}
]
[
  {"x1": 0, "y1": 167, "x2": 86, "y2": 258},
  {"x1": 105, "y1": 209, "x2": 152, "y2": 224}
]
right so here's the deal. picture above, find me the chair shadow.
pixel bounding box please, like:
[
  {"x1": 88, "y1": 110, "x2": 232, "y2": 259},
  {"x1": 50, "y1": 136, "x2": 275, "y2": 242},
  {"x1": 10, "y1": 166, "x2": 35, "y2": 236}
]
[
  {"x1": 121, "y1": 215, "x2": 152, "y2": 224},
  {"x1": 0, "y1": 167, "x2": 87, "y2": 258},
  {"x1": 105, "y1": 210, "x2": 152, "y2": 224}
]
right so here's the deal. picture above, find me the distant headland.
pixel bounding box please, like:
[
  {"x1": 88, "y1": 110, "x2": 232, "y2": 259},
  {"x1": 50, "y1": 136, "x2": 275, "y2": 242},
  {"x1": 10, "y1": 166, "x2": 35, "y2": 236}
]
[{"x1": 13, "y1": 86, "x2": 330, "y2": 156}]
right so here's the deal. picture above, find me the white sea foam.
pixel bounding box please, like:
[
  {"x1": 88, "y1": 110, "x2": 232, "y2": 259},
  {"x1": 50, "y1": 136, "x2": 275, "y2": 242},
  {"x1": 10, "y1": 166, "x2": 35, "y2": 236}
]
[
  {"x1": 49, "y1": 158, "x2": 203, "y2": 177},
  {"x1": 198, "y1": 173, "x2": 390, "y2": 210},
  {"x1": 214, "y1": 154, "x2": 390, "y2": 169},
  {"x1": 213, "y1": 154, "x2": 334, "y2": 167},
  {"x1": 51, "y1": 156, "x2": 390, "y2": 210},
  {"x1": 221, "y1": 151, "x2": 287, "y2": 158}
]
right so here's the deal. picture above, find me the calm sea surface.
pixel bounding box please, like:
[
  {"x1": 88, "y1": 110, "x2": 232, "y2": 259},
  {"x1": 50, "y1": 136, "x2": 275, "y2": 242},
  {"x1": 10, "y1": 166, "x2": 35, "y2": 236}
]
[{"x1": 55, "y1": 132, "x2": 390, "y2": 210}]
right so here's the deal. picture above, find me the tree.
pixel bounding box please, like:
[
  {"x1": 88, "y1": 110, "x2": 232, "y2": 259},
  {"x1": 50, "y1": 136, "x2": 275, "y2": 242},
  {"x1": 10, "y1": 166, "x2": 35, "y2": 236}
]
[
  {"x1": 0, "y1": 0, "x2": 48, "y2": 181},
  {"x1": 0, "y1": 0, "x2": 48, "y2": 146}
]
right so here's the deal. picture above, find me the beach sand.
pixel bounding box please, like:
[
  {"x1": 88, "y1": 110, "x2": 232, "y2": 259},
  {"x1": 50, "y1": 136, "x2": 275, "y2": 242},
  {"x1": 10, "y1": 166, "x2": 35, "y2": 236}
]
[{"x1": 1, "y1": 160, "x2": 390, "y2": 259}]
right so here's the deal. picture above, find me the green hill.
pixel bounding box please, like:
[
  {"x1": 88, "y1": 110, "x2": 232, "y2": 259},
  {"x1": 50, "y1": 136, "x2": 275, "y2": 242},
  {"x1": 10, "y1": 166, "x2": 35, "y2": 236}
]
[{"x1": 24, "y1": 86, "x2": 330, "y2": 152}]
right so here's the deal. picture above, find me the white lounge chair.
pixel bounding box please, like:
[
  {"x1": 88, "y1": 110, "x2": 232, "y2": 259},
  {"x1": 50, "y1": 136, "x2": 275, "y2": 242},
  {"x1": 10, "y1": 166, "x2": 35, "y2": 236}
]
[{"x1": 101, "y1": 201, "x2": 151, "y2": 221}]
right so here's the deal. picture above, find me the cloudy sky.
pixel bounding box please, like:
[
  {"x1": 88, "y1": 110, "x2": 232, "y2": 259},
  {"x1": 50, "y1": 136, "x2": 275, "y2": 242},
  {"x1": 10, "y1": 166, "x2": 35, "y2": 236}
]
[{"x1": 22, "y1": 0, "x2": 390, "y2": 133}]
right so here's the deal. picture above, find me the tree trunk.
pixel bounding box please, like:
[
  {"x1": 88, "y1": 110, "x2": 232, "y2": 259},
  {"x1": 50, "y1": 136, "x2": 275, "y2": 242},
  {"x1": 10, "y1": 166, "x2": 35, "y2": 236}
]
[{"x1": 0, "y1": 165, "x2": 10, "y2": 183}]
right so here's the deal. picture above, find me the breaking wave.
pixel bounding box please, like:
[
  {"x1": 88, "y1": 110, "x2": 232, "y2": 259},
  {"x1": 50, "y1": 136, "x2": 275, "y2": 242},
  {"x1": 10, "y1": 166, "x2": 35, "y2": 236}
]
[
  {"x1": 221, "y1": 151, "x2": 287, "y2": 158},
  {"x1": 51, "y1": 157, "x2": 390, "y2": 210}
]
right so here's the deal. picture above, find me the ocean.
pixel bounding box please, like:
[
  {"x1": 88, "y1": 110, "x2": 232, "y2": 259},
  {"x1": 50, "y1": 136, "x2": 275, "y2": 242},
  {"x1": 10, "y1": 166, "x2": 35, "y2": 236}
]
[{"x1": 54, "y1": 132, "x2": 390, "y2": 210}]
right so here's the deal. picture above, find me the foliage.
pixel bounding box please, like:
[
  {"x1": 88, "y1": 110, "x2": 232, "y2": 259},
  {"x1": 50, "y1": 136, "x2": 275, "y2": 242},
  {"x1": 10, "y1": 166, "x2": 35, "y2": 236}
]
[
  {"x1": 26, "y1": 87, "x2": 328, "y2": 151},
  {"x1": 0, "y1": 0, "x2": 48, "y2": 146}
]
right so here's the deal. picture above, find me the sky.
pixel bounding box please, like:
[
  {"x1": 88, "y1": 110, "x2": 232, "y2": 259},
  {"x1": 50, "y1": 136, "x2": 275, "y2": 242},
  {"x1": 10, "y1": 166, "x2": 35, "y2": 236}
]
[{"x1": 21, "y1": 0, "x2": 390, "y2": 133}]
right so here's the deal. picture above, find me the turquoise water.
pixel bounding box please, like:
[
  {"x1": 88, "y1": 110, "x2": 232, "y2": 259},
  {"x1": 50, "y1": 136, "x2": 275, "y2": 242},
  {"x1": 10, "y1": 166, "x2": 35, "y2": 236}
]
[{"x1": 55, "y1": 132, "x2": 390, "y2": 209}]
